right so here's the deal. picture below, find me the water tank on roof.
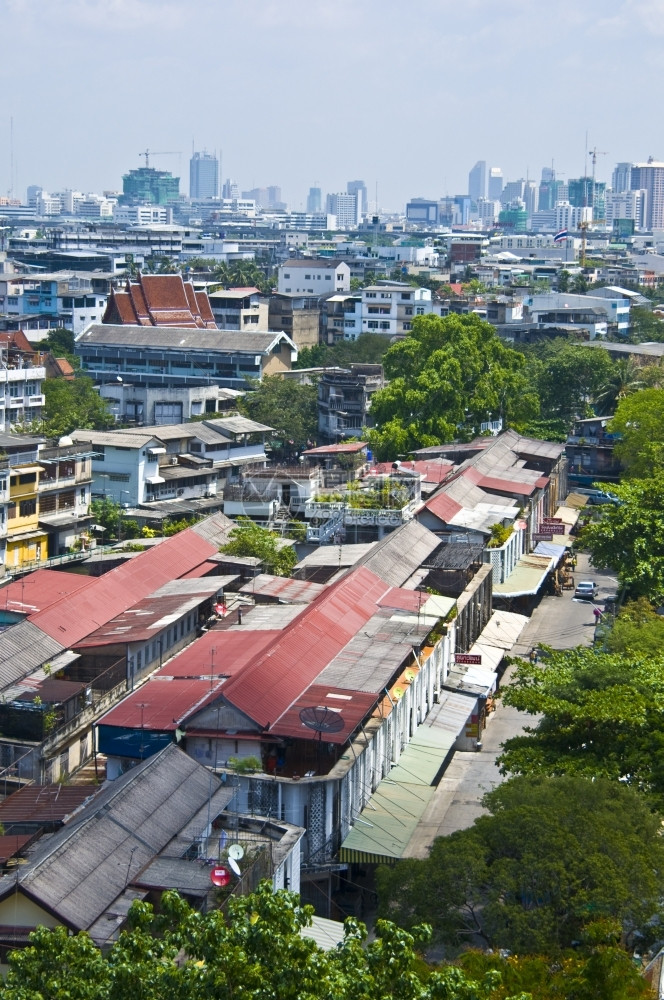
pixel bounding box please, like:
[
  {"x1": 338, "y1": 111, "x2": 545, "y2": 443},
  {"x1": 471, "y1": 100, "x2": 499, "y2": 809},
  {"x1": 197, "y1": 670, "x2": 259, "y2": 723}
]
[{"x1": 58, "y1": 435, "x2": 74, "y2": 447}]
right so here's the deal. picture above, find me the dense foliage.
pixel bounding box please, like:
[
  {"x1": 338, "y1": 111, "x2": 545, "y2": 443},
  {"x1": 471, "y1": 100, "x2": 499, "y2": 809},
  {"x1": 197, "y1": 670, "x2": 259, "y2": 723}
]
[
  {"x1": 609, "y1": 388, "x2": 664, "y2": 478},
  {"x1": 366, "y1": 314, "x2": 539, "y2": 459},
  {"x1": 0, "y1": 884, "x2": 516, "y2": 1000},
  {"x1": 294, "y1": 333, "x2": 391, "y2": 369},
  {"x1": 43, "y1": 375, "x2": 114, "y2": 437},
  {"x1": 376, "y1": 775, "x2": 664, "y2": 955},
  {"x1": 221, "y1": 517, "x2": 297, "y2": 576},
  {"x1": 498, "y1": 645, "x2": 664, "y2": 803},
  {"x1": 240, "y1": 375, "x2": 318, "y2": 457},
  {"x1": 581, "y1": 475, "x2": 664, "y2": 600}
]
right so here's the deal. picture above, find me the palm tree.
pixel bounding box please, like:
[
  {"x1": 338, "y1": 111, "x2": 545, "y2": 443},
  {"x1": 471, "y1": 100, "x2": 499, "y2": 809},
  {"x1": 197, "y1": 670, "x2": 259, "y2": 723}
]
[{"x1": 594, "y1": 359, "x2": 644, "y2": 414}]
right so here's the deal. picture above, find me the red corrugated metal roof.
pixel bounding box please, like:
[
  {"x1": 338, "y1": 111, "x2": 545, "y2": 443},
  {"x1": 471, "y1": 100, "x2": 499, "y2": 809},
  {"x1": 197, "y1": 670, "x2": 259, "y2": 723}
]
[
  {"x1": 180, "y1": 560, "x2": 223, "y2": 579},
  {"x1": 370, "y1": 460, "x2": 453, "y2": 483},
  {"x1": 303, "y1": 442, "x2": 368, "y2": 455},
  {"x1": 238, "y1": 574, "x2": 324, "y2": 603},
  {"x1": 0, "y1": 569, "x2": 90, "y2": 615},
  {"x1": 72, "y1": 591, "x2": 217, "y2": 648},
  {"x1": 0, "y1": 834, "x2": 34, "y2": 861},
  {"x1": 101, "y1": 677, "x2": 226, "y2": 731},
  {"x1": 221, "y1": 567, "x2": 391, "y2": 729},
  {"x1": 424, "y1": 492, "x2": 463, "y2": 522},
  {"x1": 269, "y1": 684, "x2": 378, "y2": 744},
  {"x1": 377, "y1": 588, "x2": 426, "y2": 613},
  {"x1": 0, "y1": 785, "x2": 98, "y2": 824},
  {"x1": 478, "y1": 475, "x2": 537, "y2": 496},
  {"x1": 156, "y1": 628, "x2": 280, "y2": 680},
  {"x1": 29, "y1": 528, "x2": 219, "y2": 647}
]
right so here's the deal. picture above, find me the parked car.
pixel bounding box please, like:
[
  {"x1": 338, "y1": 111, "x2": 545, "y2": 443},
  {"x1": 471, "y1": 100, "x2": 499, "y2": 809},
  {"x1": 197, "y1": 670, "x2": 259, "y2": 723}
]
[{"x1": 575, "y1": 581, "x2": 598, "y2": 600}]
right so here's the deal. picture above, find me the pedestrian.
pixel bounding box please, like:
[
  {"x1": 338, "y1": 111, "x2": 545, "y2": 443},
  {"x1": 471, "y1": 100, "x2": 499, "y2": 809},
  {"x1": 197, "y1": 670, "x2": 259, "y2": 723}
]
[{"x1": 593, "y1": 607, "x2": 602, "y2": 622}]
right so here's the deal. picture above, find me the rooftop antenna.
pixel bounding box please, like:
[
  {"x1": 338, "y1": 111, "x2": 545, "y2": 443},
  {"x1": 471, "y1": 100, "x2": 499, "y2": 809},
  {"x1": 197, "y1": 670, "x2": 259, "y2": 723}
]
[{"x1": 9, "y1": 116, "x2": 14, "y2": 199}]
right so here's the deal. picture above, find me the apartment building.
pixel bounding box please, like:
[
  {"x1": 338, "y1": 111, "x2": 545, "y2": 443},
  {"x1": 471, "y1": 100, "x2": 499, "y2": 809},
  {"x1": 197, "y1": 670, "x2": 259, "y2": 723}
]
[
  {"x1": 317, "y1": 365, "x2": 384, "y2": 441},
  {"x1": 277, "y1": 259, "x2": 350, "y2": 295},
  {"x1": 208, "y1": 287, "x2": 268, "y2": 331},
  {"x1": 342, "y1": 282, "x2": 433, "y2": 340},
  {"x1": 268, "y1": 293, "x2": 320, "y2": 349}
]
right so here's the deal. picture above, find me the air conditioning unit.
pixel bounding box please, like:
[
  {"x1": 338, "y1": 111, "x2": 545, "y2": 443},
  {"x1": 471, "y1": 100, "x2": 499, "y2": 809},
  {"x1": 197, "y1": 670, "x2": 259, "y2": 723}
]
[{"x1": 170, "y1": 456, "x2": 178, "y2": 465}]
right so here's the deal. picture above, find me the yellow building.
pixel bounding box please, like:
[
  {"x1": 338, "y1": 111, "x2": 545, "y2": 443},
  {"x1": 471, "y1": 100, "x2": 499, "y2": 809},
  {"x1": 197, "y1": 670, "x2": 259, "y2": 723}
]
[{"x1": 6, "y1": 462, "x2": 48, "y2": 570}]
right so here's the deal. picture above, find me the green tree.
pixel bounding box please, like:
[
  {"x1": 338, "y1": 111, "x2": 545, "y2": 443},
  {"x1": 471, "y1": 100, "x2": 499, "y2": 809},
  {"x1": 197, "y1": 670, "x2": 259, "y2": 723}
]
[
  {"x1": 240, "y1": 376, "x2": 318, "y2": 457},
  {"x1": 1, "y1": 883, "x2": 509, "y2": 1000},
  {"x1": 498, "y1": 644, "x2": 664, "y2": 800},
  {"x1": 366, "y1": 314, "x2": 539, "y2": 460},
  {"x1": 457, "y1": 923, "x2": 653, "y2": 1000},
  {"x1": 294, "y1": 333, "x2": 391, "y2": 370},
  {"x1": 377, "y1": 775, "x2": 664, "y2": 955},
  {"x1": 557, "y1": 270, "x2": 571, "y2": 292},
  {"x1": 221, "y1": 517, "x2": 297, "y2": 576},
  {"x1": 605, "y1": 597, "x2": 664, "y2": 659},
  {"x1": 530, "y1": 341, "x2": 614, "y2": 423},
  {"x1": 43, "y1": 376, "x2": 115, "y2": 437},
  {"x1": 594, "y1": 358, "x2": 644, "y2": 415},
  {"x1": 630, "y1": 305, "x2": 664, "y2": 342},
  {"x1": 609, "y1": 388, "x2": 664, "y2": 477},
  {"x1": 34, "y1": 328, "x2": 76, "y2": 360},
  {"x1": 580, "y1": 475, "x2": 664, "y2": 600}
]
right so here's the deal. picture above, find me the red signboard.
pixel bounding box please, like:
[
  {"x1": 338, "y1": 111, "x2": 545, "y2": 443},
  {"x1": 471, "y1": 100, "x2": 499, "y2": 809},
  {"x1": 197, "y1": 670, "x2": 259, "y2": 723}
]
[
  {"x1": 455, "y1": 653, "x2": 482, "y2": 665},
  {"x1": 542, "y1": 517, "x2": 563, "y2": 523},
  {"x1": 539, "y1": 523, "x2": 565, "y2": 534}
]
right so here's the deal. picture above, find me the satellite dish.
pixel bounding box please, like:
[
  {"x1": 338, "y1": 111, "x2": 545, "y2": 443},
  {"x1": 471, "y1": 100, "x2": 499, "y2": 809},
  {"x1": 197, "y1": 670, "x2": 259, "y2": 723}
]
[
  {"x1": 210, "y1": 866, "x2": 231, "y2": 887},
  {"x1": 228, "y1": 844, "x2": 244, "y2": 861},
  {"x1": 299, "y1": 706, "x2": 345, "y2": 738},
  {"x1": 228, "y1": 856, "x2": 241, "y2": 877}
]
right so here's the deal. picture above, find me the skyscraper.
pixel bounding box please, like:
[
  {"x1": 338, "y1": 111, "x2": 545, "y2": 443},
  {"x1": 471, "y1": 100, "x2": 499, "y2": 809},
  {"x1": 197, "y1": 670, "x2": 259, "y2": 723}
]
[
  {"x1": 326, "y1": 192, "x2": 361, "y2": 229},
  {"x1": 612, "y1": 162, "x2": 632, "y2": 194},
  {"x1": 189, "y1": 151, "x2": 219, "y2": 199},
  {"x1": 306, "y1": 187, "x2": 322, "y2": 213},
  {"x1": 468, "y1": 161, "x2": 487, "y2": 203},
  {"x1": 488, "y1": 167, "x2": 503, "y2": 201},
  {"x1": 631, "y1": 159, "x2": 664, "y2": 230},
  {"x1": 347, "y1": 180, "x2": 368, "y2": 216}
]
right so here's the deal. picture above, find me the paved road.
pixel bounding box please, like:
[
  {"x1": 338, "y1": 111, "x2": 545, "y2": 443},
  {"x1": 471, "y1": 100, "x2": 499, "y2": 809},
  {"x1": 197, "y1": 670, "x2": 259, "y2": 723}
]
[{"x1": 404, "y1": 553, "x2": 617, "y2": 856}]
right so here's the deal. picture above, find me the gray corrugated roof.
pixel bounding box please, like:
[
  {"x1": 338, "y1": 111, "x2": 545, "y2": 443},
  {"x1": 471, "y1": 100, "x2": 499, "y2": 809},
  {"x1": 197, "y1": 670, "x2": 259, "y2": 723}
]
[
  {"x1": 358, "y1": 520, "x2": 441, "y2": 588},
  {"x1": 71, "y1": 430, "x2": 164, "y2": 448},
  {"x1": 0, "y1": 621, "x2": 65, "y2": 692},
  {"x1": 190, "y1": 511, "x2": 236, "y2": 547},
  {"x1": 78, "y1": 324, "x2": 294, "y2": 355},
  {"x1": 203, "y1": 415, "x2": 273, "y2": 434},
  {"x1": 0, "y1": 745, "x2": 227, "y2": 931}
]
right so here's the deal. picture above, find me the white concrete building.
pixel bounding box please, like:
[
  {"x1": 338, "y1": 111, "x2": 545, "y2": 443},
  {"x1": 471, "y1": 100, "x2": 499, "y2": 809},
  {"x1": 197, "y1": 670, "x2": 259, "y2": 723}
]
[
  {"x1": 605, "y1": 189, "x2": 647, "y2": 230},
  {"x1": 113, "y1": 204, "x2": 174, "y2": 225},
  {"x1": 278, "y1": 259, "x2": 350, "y2": 294},
  {"x1": 0, "y1": 365, "x2": 46, "y2": 432},
  {"x1": 325, "y1": 192, "x2": 361, "y2": 229},
  {"x1": 555, "y1": 203, "x2": 592, "y2": 231},
  {"x1": 343, "y1": 282, "x2": 433, "y2": 340}
]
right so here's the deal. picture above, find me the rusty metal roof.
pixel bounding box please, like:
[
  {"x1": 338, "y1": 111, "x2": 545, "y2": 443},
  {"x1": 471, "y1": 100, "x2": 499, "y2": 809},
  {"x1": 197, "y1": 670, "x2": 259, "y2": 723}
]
[
  {"x1": 100, "y1": 676, "x2": 227, "y2": 731},
  {"x1": 0, "y1": 785, "x2": 99, "y2": 825},
  {"x1": 238, "y1": 574, "x2": 325, "y2": 604},
  {"x1": 270, "y1": 684, "x2": 378, "y2": 744},
  {"x1": 29, "y1": 514, "x2": 233, "y2": 648},
  {"x1": 221, "y1": 567, "x2": 398, "y2": 730},
  {"x1": 0, "y1": 569, "x2": 90, "y2": 616}
]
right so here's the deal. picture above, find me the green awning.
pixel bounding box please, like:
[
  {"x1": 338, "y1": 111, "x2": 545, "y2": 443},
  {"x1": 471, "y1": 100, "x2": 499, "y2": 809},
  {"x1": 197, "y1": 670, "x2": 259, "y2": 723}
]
[
  {"x1": 492, "y1": 553, "x2": 553, "y2": 598},
  {"x1": 339, "y1": 721, "x2": 456, "y2": 864}
]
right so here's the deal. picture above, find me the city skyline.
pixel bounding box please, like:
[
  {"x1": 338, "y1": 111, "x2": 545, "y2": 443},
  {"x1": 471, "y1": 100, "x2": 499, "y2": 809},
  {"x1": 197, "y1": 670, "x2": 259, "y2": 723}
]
[{"x1": 1, "y1": 0, "x2": 663, "y2": 210}]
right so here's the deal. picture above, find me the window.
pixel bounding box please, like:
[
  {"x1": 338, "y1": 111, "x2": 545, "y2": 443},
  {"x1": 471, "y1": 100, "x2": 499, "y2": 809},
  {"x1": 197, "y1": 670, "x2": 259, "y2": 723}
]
[
  {"x1": 400, "y1": 292, "x2": 412, "y2": 300},
  {"x1": 108, "y1": 472, "x2": 130, "y2": 482},
  {"x1": 366, "y1": 292, "x2": 376, "y2": 298},
  {"x1": 304, "y1": 274, "x2": 311, "y2": 279},
  {"x1": 19, "y1": 499, "x2": 36, "y2": 517},
  {"x1": 325, "y1": 275, "x2": 331, "y2": 280},
  {"x1": 416, "y1": 307, "x2": 425, "y2": 315},
  {"x1": 403, "y1": 322, "x2": 412, "y2": 331},
  {"x1": 404, "y1": 307, "x2": 413, "y2": 316},
  {"x1": 283, "y1": 273, "x2": 290, "y2": 279},
  {"x1": 367, "y1": 321, "x2": 379, "y2": 329}
]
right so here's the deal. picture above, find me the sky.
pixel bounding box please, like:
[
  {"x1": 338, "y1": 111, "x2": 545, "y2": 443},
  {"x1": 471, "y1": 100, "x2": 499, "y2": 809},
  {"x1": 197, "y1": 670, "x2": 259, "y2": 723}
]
[{"x1": 1, "y1": 0, "x2": 662, "y2": 212}]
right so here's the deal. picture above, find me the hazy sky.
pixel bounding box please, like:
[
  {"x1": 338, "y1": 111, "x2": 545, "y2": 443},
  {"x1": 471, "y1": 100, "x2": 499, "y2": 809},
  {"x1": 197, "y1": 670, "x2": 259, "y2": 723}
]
[{"x1": 1, "y1": 0, "x2": 662, "y2": 211}]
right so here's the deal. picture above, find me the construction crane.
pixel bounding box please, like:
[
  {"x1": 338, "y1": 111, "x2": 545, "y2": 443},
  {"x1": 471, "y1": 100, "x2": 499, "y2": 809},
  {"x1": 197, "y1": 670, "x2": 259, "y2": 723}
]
[
  {"x1": 580, "y1": 146, "x2": 608, "y2": 265},
  {"x1": 138, "y1": 149, "x2": 181, "y2": 168}
]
